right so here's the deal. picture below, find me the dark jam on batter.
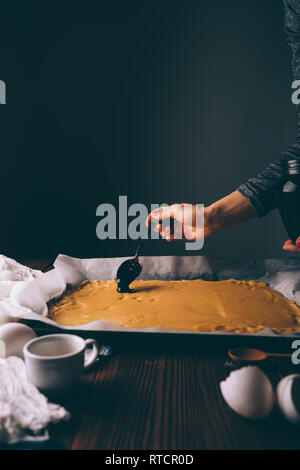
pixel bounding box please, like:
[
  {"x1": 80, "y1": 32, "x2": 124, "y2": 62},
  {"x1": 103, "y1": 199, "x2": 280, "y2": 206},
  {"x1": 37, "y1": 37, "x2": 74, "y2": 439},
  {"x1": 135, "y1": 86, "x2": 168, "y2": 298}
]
[{"x1": 278, "y1": 159, "x2": 300, "y2": 244}]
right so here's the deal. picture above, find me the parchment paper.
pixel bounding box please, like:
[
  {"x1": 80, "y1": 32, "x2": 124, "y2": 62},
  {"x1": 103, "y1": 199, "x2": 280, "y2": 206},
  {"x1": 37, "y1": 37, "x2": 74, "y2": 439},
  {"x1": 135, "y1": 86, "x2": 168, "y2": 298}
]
[{"x1": 2, "y1": 254, "x2": 300, "y2": 337}]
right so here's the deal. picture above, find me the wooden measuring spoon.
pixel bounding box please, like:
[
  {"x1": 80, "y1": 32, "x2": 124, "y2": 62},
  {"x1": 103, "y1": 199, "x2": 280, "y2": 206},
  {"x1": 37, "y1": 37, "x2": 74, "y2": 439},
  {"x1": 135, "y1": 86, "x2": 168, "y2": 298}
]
[{"x1": 228, "y1": 347, "x2": 292, "y2": 362}]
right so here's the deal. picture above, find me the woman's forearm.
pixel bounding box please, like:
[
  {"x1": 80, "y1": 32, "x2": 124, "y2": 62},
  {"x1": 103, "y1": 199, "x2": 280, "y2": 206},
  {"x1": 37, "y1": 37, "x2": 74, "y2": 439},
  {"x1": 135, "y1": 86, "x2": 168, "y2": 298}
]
[
  {"x1": 234, "y1": 1, "x2": 300, "y2": 219},
  {"x1": 204, "y1": 190, "x2": 257, "y2": 236}
]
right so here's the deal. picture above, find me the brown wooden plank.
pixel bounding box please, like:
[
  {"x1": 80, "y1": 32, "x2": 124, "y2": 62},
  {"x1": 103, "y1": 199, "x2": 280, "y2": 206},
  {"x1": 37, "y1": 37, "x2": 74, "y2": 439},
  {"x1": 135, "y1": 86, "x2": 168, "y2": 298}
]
[
  {"x1": 48, "y1": 349, "x2": 300, "y2": 450},
  {"x1": 47, "y1": 369, "x2": 98, "y2": 449}
]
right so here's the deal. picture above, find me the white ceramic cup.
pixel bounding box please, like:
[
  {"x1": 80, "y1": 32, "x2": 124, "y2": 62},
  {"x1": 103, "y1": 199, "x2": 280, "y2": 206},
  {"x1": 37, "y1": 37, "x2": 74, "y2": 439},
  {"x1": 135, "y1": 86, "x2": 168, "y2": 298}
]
[{"x1": 23, "y1": 334, "x2": 99, "y2": 394}]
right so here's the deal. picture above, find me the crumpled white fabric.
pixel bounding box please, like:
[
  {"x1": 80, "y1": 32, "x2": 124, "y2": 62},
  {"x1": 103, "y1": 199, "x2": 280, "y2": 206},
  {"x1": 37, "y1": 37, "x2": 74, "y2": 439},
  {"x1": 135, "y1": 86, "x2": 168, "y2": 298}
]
[
  {"x1": 0, "y1": 356, "x2": 70, "y2": 444},
  {"x1": 0, "y1": 256, "x2": 43, "y2": 317},
  {"x1": 0, "y1": 255, "x2": 41, "y2": 282}
]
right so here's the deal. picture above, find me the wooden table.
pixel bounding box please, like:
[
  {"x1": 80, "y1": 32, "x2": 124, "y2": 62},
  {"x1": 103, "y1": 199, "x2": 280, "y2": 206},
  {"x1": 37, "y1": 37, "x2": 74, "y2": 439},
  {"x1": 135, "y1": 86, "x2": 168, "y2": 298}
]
[{"x1": 17, "y1": 260, "x2": 300, "y2": 450}]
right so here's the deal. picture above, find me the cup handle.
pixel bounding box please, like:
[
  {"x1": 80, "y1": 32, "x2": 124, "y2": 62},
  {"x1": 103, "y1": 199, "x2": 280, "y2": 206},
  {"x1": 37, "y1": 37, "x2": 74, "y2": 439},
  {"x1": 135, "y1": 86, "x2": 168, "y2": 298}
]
[{"x1": 83, "y1": 338, "x2": 99, "y2": 369}]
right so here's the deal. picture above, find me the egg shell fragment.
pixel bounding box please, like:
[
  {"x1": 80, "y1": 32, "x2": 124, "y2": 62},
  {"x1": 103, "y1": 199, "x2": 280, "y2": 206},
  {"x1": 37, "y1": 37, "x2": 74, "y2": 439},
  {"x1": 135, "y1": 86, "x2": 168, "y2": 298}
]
[
  {"x1": 276, "y1": 374, "x2": 300, "y2": 424},
  {"x1": 220, "y1": 366, "x2": 275, "y2": 420}
]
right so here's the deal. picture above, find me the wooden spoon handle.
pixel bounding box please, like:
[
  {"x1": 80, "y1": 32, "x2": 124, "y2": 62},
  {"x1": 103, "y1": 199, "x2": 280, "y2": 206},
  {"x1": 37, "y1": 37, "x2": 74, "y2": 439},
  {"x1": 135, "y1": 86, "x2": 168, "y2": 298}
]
[{"x1": 268, "y1": 352, "x2": 292, "y2": 358}]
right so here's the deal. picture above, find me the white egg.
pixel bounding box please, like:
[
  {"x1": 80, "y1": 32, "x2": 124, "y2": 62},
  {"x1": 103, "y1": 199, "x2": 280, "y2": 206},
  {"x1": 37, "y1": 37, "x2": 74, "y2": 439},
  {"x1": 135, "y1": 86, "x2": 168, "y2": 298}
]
[
  {"x1": 220, "y1": 366, "x2": 275, "y2": 420},
  {"x1": 0, "y1": 322, "x2": 36, "y2": 359},
  {"x1": 276, "y1": 374, "x2": 300, "y2": 424}
]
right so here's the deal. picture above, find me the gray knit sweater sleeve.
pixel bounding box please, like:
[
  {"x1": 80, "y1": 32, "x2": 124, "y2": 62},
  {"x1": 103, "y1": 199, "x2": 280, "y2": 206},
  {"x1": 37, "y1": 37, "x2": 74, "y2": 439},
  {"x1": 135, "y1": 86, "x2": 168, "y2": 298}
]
[{"x1": 237, "y1": 0, "x2": 300, "y2": 217}]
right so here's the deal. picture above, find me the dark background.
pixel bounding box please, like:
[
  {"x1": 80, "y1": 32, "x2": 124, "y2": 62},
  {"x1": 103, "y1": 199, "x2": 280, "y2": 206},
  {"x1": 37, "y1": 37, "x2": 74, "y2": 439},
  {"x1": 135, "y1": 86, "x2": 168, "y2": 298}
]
[{"x1": 0, "y1": 0, "x2": 297, "y2": 259}]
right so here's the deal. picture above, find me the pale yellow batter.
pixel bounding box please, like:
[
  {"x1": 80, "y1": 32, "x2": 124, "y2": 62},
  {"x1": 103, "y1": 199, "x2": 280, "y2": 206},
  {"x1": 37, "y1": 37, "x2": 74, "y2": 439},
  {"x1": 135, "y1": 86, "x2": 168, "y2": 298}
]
[{"x1": 48, "y1": 278, "x2": 300, "y2": 333}]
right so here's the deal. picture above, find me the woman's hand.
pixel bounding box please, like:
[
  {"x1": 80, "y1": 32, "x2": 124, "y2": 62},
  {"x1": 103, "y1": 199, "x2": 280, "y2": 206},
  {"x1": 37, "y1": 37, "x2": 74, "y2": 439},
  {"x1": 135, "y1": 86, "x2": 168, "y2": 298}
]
[
  {"x1": 145, "y1": 191, "x2": 257, "y2": 242},
  {"x1": 283, "y1": 237, "x2": 300, "y2": 253},
  {"x1": 145, "y1": 203, "x2": 209, "y2": 241}
]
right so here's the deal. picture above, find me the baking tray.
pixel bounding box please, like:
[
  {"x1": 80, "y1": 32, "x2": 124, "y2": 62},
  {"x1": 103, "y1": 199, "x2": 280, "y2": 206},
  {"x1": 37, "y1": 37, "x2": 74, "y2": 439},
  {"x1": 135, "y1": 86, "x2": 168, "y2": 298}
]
[{"x1": 6, "y1": 253, "x2": 300, "y2": 350}]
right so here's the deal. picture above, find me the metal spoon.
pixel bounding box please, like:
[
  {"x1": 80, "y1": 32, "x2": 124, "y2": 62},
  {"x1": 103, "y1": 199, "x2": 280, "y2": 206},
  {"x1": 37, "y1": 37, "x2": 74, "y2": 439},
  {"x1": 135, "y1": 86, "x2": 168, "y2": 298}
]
[
  {"x1": 115, "y1": 208, "x2": 174, "y2": 293},
  {"x1": 115, "y1": 241, "x2": 143, "y2": 293},
  {"x1": 228, "y1": 347, "x2": 292, "y2": 362}
]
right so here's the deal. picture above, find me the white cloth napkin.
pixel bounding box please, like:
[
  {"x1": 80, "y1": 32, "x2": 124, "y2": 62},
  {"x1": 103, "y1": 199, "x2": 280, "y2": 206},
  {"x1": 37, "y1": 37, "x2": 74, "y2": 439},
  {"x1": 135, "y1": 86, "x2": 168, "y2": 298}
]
[{"x1": 0, "y1": 356, "x2": 70, "y2": 444}]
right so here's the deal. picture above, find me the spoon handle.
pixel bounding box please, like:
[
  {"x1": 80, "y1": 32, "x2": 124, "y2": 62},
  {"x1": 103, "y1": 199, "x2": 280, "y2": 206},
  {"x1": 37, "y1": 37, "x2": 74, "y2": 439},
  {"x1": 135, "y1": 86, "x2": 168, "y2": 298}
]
[
  {"x1": 268, "y1": 352, "x2": 292, "y2": 358},
  {"x1": 134, "y1": 240, "x2": 144, "y2": 258}
]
